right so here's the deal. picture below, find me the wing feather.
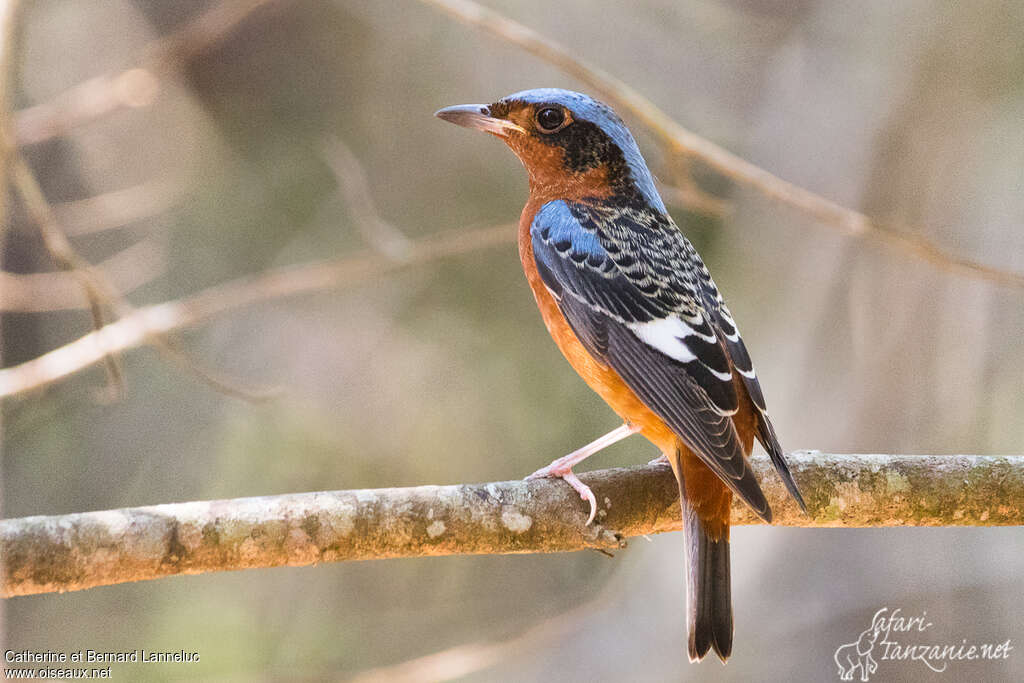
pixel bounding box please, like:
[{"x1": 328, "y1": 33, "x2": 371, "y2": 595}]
[{"x1": 530, "y1": 200, "x2": 778, "y2": 520}]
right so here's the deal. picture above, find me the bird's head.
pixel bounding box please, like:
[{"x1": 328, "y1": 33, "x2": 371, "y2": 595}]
[{"x1": 436, "y1": 88, "x2": 664, "y2": 210}]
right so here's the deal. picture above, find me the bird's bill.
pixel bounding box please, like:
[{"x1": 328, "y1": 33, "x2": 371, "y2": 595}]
[{"x1": 434, "y1": 104, "x2": 526, "y2": 137}]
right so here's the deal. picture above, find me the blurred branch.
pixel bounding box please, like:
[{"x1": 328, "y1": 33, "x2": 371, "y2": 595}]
[
  {"x1": 322, "y1": 136, "x2": 414, "y2": 260},
  {"x1": 11, "y1": 153, "x2": 125, "y2": 393},
  {"x1": 0, "y1": 224, "x2": 515, "y2": 398},
  {"x1": 0, "y1": 0, "x2": 24, "y2": 670},
  {"x1": 0, "y1": 0, "x2": 17, "y2": 220},
  {"x1": 14, "y1": 68, "x2": 160, "y2": 147},
  {"x1": 655, "y1": 178, "x2": 730, "y2": 218},
  {"x1": 422, "y1": 0, "x2": 868, "y2": 229},
  {"x1": 2, "y1": 452, "x2": 1021, "y2": 597},
  {"x1": 11, "y1": 153, "x2": 276, "y2": 401},
  {"x1": 0, "y1": 237, "x2": 165, "y2": 312},
  {"x1": 14, "y1": 0, "x2": 280, "y2": 145},
  {"x1": 423, "y1": 0, "x2": 1024, "y2": 290},
  {"x1": 53, "y1": 178, "x2": 184, "y2": 236}
]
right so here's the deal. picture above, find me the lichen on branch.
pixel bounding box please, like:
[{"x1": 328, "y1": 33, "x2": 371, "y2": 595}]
[{"x1": 1, "y1": 452, "x2": 1022, "y2": 598}]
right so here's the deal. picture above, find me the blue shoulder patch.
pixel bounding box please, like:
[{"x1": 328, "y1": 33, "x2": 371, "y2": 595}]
[{"x1": 531, "y1": 200, "x2": 604, "y2": 258}]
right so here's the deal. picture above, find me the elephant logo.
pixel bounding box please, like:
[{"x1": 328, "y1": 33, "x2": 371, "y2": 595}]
[{"x1": 834, "y1": 622, "x2": 882, "y2": 681}]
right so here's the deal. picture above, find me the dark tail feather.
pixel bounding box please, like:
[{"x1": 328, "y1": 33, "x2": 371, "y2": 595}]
[
  {"x1": 756, "y1": 416, "x2": 807, "y2": 513},
  {"x1": 682, "y1": 490, "x2": 733, "y2": 662}
]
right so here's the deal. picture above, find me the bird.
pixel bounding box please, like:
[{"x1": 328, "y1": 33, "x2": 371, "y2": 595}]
[{"x1": 436, "y1": 88, "x2": 806, "y2": 663}]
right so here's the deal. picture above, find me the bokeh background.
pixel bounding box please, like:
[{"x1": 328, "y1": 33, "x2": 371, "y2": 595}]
[{"x1": 2, "y1": 0, "x2": 1023, "y2": 680}]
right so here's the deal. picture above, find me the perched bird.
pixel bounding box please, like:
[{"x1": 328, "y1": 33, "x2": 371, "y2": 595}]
[{"x1": 436, "y1": 89, "x2": 805, "y2": 662}]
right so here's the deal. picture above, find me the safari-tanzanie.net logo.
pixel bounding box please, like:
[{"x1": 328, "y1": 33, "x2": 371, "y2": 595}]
[{"x1": 833, "y1": 607, "x2": 1012, "y2": 681}]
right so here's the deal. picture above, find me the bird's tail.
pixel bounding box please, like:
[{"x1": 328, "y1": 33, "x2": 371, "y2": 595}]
[{"x1": 677, "y1": 465, "x2": 733, "y2": 663}]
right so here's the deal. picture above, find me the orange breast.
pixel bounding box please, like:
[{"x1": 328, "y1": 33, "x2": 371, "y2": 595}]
[{"x1": 517, "y1": 200, "x2": 677, "y2": 454}]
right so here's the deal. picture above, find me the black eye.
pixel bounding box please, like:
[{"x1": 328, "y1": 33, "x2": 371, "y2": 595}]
[{"x1": 535, "y1": 107, "x2": 566, "y2": 132}]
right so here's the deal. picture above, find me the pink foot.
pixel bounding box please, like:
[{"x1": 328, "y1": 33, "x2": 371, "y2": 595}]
[
  {"x1": 528, "y1": 462, "x2": 599, "y2": 525},
  {"x1": 525, "y1": 423, "x2": 640, "y2": 526}
]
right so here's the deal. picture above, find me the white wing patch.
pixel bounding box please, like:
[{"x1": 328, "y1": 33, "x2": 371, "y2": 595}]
[
  {"x1": 628, "y1": 317, "x2": 698, "y2": 363},
  {"x1": 627, "y1": 316, "x2": 730, "y2": 382}
]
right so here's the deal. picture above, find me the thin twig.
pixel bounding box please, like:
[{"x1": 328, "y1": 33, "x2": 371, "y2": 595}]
[
  {"x1": 10, "y1": 154, "x2": 125, "y2": 394},
  {"x1": 322, "y1": 135, "x2": 414, "y2": 260},
  {"x1": 141, "y1": 0, "x2": 280, "y2": 67},
  {"x1": 6, "y1": 0, "x2": 288, "y2": 400},
  {"x1": 655, "y1": 178, "x2": 731, "y2": 218},
  {"x1": 10, "y1": 153, "x2": 277, "y2": 401},
  {"x1": 0, "y1": 238, "x2": 165, "y2": 312},
  {"x1": 0, "y1": 1, "x2": 23, "y2": 672},
  {"x1": 14, "y1": 0, "x2": 280, "y2": 145},
  {"x1": 0, "y1": 0, "x2": 17, "y2": 222},
  {"x1": 421, "y1": 0, "x2": 1024, "y2": 290},
  {"x1": 657, "y1": 148, "x2": 731, "y2": 217},
  {"x1": 52, "y1": 178, "x2": 184, "y2": 236},
  {"x1": 0, "y1": 224, "x2": 515, "y2": 398},
  {"x1": 2, "y1": 453, "x2": 1022, "y2": 597},
  {"x1": 14, "y1": 68, "x2": 160, "y2": 147}
]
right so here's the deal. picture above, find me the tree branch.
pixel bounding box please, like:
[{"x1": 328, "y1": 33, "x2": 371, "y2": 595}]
[
  {"x1": 0, "y1": 224, "x2": 515, "y2": 398},
  {"x1": 53, "y1": 178, "x2": 183, "y2": 236},
  {"x1": 11, "y1": 153, "x2": 126, "y2": 393},
  {"x1": 322, "y1": 135, "x2": 414, "y2": 261},
  {"x1": 2, "y1": 452, "x2": 1021, "y2": 597},
  {"x1": 0, "y1": 238, "x2": 166, "y2": 312},
  {"x1": 13, "y1": 0, "x2": 280, "y2": 146},
  {"x1": 0, "y1": 0, "x2": 24, "y2": 668},
  {"x1": 421, "y1": 0, "x2": 1024, "y2": 290}
]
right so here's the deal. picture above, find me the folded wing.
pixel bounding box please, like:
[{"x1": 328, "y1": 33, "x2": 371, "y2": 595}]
[{"x1": 531, "y1": 199, "x2": 782, "y2": 520}]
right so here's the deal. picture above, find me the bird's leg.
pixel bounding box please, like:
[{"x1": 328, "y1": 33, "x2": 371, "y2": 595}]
[
  {"x1": 647, "y1": 453, "x2": 669, "y2": 466},
  {"x1": 527, "y1": 423, "x2": 641, "y2": 525}
]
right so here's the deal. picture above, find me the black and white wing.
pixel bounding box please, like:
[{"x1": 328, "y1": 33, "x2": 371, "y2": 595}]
[{"x1": 531, "y1": 199, "x2": 800, "y2": 520}]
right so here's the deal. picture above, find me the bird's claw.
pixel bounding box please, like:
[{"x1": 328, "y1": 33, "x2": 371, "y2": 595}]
[
  {"x1": 527, "y1": 464, "x2": 598, "y2": 525},
  {"x1": 525, "y1": 424, "x2": 639, "y2": 526}
]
